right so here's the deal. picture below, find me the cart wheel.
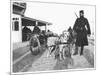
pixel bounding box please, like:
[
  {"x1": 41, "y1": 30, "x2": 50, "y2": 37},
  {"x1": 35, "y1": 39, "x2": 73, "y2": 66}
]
[
  {"x1": 30, "y1": 47, "x2": 40, "y2": 55},
  {"x1": 29, "y1": 35, "x2": 41, "y2": 55}
]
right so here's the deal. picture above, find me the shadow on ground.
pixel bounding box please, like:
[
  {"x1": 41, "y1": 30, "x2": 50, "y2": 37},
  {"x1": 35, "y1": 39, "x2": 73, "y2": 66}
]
[
  {"x1": 83, "y1": 49, "x2": 94, "y2": 67},
  {"x1": 53, "y1": 57, "x2": 73, "y2": 70}
]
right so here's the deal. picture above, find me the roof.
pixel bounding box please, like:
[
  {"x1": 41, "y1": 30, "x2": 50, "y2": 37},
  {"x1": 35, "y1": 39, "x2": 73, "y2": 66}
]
[
  {"x1": 13, "y1": 2, "x2": 26, "y2": 15},
  {"x1": 13, "y1": 2, "x2": 26, "y2": 9},
  {"x1": 22, "y1": 16, "x2": 52, "y2": 26}
]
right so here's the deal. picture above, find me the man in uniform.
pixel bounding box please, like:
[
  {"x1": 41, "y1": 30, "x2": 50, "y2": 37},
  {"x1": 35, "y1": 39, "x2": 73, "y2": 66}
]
[
  {"x1": 33, "y1": 25, "x2": 41, "y2": 34},
  {"x1": 73, "y1": 10, "x2": 91, "y2": 55}
]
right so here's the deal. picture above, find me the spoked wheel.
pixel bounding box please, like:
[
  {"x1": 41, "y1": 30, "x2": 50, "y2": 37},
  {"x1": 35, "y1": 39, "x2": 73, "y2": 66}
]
[{"x1": 30, "y1": 35, "x2": 41, "y2": 55}]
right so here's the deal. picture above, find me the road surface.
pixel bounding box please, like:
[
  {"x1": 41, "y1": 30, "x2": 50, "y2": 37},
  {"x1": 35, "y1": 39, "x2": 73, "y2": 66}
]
[
  {"x1": 27, "y1": 39, "x2": 94, "y2": 72},
  {"x1": 13, "y1": 37, "x2": 95, "y2": 73}
]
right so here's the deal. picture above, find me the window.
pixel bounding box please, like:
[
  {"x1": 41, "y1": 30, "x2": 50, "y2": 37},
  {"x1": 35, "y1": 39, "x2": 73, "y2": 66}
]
[{"x1": 12, "y1": 21, "x2": 19, "y2": 31}]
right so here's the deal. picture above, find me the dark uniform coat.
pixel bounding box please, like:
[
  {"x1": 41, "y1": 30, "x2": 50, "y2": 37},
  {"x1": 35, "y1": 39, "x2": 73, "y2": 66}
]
[{"x1": 73, "y1": 17, "x2": 91, "y2": 46}]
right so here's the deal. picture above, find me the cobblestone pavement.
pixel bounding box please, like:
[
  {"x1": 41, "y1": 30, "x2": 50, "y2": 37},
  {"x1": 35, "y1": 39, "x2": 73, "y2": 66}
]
[
  {"x1": 13, "y1": 45, "x2": 46, "y2": 72},
  {"x1": 28, "y1": 50, "x2": 57, "y2": 72},
  {"x1": 27, "y1": 38, "x2": 94, "y2": 72},
  {"x1": 28, "y1": 46, "x2": 94, "y2": 72}
]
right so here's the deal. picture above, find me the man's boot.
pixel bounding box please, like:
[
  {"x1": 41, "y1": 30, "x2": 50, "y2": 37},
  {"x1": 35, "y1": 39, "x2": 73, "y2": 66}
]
[{"x1": 80, "y1": 46, "x2": 84, "y2": 55}]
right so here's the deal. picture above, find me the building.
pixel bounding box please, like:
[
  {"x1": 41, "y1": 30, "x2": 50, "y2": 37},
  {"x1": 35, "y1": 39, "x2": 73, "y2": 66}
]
[{"x1": 11, "y1": 2, "x2": 52, "y2": 45}]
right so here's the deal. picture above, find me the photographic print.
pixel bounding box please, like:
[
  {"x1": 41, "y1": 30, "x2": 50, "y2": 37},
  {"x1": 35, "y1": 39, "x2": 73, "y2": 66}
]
[{"x1": 11, "y1": 0, "x2": 96, "y2": 74}]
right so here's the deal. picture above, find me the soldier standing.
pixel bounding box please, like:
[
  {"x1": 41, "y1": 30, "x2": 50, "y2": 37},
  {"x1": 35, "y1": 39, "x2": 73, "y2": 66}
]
[{"x1": 73, "y1": 10, "x2": 91, "y2": 55}]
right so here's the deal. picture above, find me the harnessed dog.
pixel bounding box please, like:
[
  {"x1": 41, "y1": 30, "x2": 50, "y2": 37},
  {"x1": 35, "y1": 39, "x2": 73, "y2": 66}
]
[{"x1": 47, "y1": 28, "x2": 77, "y2": 61}]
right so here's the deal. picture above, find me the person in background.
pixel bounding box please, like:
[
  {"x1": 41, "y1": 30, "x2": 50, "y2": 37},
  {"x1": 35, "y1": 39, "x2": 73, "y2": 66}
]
[
  {"x1": 73, "y1": 10, "x2": 91, "y2": 55},
  {"x1": 22, "y1": 26, "x2": 32, "y2": 41},
  {"x1": 33, "y1": 25, "x2": 41, "y2": 34}
]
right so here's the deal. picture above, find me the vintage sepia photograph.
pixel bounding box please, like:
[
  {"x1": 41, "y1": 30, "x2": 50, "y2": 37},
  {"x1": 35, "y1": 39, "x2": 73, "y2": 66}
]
[{"x1": 11, "y1": 0, "x2": 96, "y2": 74}]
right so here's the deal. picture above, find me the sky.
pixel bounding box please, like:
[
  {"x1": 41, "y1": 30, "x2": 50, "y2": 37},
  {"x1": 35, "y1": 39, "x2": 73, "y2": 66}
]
[{"x1": 24, "y1": 2, "x2": 95, "y2": 35}]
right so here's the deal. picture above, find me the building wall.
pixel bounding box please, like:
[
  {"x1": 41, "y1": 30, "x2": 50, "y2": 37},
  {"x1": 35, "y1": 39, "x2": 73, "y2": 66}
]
[{"x1": 12, "y1": 14, "x2": 22, "y2": 43}]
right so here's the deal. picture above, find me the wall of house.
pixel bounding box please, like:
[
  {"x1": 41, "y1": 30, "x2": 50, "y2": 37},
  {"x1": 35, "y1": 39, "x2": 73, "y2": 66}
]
[{"x1": 12, "y1": 14, "x2": 22, "y2": 43}]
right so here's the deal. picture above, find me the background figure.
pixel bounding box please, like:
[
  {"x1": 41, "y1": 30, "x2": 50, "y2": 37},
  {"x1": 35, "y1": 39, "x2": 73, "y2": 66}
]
[
  {"x1": 22, "y1": 26, "x2": 32, "y2": 41},
  {"x1": 33, "y1": 26, "x2": 41, "y2": 34},
  {"x1": 73, "y1": 10, "x2": 91, "y2": 55}
]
